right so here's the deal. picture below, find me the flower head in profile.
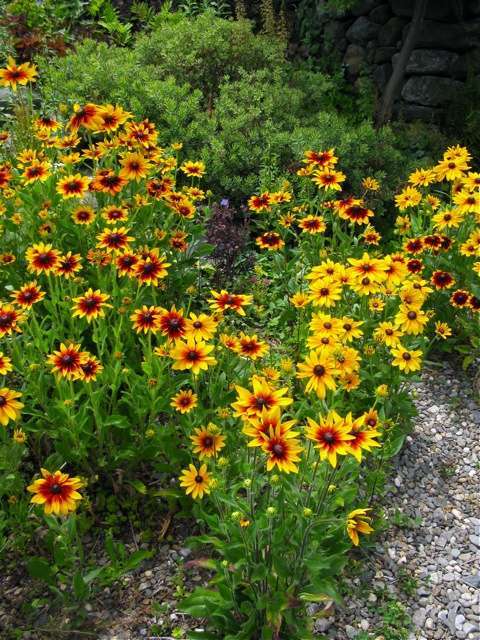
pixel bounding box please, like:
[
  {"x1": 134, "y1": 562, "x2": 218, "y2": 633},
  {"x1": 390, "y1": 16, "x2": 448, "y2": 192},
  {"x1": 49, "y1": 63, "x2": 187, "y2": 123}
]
[
  {"x1": 27, "y1": 468, "x2": 83, "y2": 515},
  {"x1": 0, "y1": 387, "x2": 24, "y2": 426},
  {"x1": 179, "y1": 463, "x2": 211, "y2": 499},
  {"x1": 190, "y1": 425, "x2": 226, "y2": 459},
  {"x1": 394, "y1": 186, "x2": 422, "y2": 210},
  {"x1": 234, "y1": 332, "x2": 269, "y2": 360},
  {"x1": 256, "y1": 232, "x2": 285, "y2": 251},
  {"x1": 66, "y1": 103, "x2": 103, "y2": 134},
  {"x1": 171, "y1": 389, "x2": 198, "y2": 413},
  {"x1": 0, "y1": 352, "x2": 13, "y2": 375},
  {"x1": 0, "y1": 57, "x2": 37, "y2": 90},
  {"x1": 208, "y1": 290, "x2": 252, "y2": 316},
  {"x1": 347, "y1": 508, "x2": 374, "y2": 546}
]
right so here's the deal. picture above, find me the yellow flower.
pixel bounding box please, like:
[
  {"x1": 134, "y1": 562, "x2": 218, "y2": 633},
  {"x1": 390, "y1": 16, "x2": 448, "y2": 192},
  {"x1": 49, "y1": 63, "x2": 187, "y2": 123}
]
[
  {"x1": 13, "y1": 428, "x2": 27, "y2": 443},
  {"x1": 347, "y1": 508, "x2": 374, "y2": 546},
  {"x1": 376, "y1": 384, "x2": 388, "y2": 397},
  {"x1": 179, "y1": 463, "x2": 212, "y2": 499}
]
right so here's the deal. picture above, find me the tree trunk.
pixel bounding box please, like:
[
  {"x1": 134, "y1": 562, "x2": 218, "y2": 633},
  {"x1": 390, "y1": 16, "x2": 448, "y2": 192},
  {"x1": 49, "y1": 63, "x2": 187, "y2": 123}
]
[{"x1": 374, "y1": 0, "x2": 428, "y2": 129}]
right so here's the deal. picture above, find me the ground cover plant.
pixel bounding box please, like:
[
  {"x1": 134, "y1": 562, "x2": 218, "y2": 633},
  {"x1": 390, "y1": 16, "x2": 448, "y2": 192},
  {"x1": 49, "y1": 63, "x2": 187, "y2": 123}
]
[{"x1": 0, "y1": 59, "x2": 478, "y2": 639}]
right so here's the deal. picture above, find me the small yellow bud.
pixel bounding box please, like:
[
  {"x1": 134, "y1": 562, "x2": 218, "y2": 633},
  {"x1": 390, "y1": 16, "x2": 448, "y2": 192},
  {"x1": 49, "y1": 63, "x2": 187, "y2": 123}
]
[
  {"x1": 29, "y1": 363, "x2": 41, "y2": 372},
  {"x1": 145, "y1": 429, "x2": 155, "y2": 438},
  {"x1": 266, "y1": 507, "x2": 276, "y2": 517},
  {"x1": 243, "y1": 479, "x2": 252, "y2": 488},
  {"x1": 148, "y1": 378, "x2": 157, "y2": 387},
  {"x1": 270, "y1": 474, "x2": 280, "y2": 485},
  {"x1": 208, "y1": 477, "x2": 219, "y2": 490},
  {"x1": 217, "y1": 457, "x2": 228, "y2": 468},
  {"x1": 303, "y1": 508, "x2": 313, "y2": 517},
  {"x1": 114, "y1": 351, "x2": 123, "y2": 359},
  {"x1": 376, "y1": 384, "x2": 388, "y2": 397},
  {"x1": 64, "y1": 399, "x2": 72, "y2": 407},
  {"x1": 328, "y1": 485, "x2": 336, "y2": 493},
  {"x1": 232, "y1": 511, "x2": 241, "y2": 521},
  {"x1": 186, "y1": 285, "x2": 196, "y2": 295}
]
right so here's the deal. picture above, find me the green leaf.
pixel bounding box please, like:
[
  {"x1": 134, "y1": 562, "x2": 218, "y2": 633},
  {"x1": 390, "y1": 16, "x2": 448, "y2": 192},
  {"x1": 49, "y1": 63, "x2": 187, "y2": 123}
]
[
  {"x1": 251, "y1": 563, "x2": 269, "y2": 582},
  {"x1": 126, "y1": 479, "x2": 147, "y2": 494},
  {"x1": 123, "y1": 550, "x2": 149, "y2": 572},
  {"x1": 27, "y1": 558, "x2": 56, "y2": 586},
  {"x1": 73, "y1": 571, "x2": 89, "y2": 600}
]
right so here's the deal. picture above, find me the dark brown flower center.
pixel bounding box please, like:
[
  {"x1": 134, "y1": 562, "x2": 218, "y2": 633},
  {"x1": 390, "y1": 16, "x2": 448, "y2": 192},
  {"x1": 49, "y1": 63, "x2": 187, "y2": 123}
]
[
  {"x1": 343, "y1": 323, "x2": 351, "y2": 331},
  {"x1": 187, "y1": 350, "x2": 198, "y2": 361},
  {"x1": 386, "y1": 329, "x2": 393, "y2": 335},
  {"x1": 0, "y1": 395, "x2": 6, "y2": 406},
  {"x1": 255, "y1": 397, "x2": 268, "y2": 408},
  {"x1": 361, "y1": 277, "x2": 370, "y2": 285},
  {"x1": 402, "y1": 352, "x2": 411, "y2": 360},
  {"x1": 407, "y1": 311, "x2": 417, "y2": 320},
  {"x1": 0, "y1": 314, "x2": 10, "y2": 325},
  {"x1": 130, "y1": 162, "x2": 139, "y2": 170},
  {"x1": 320, "y1": 288, "x2": 329, "y2": 296},
  {"x1": 323, "y1": 431, "x2": 335, "y2": 443},
  {"x1": 60, "y1": 354, "x2": 74, "y2": 366},
  {"x1": 272, "y1": 444, "x2": 284, "y2": 456},
  {"x1": 204, "y1": 437, "x2": 213, "y2": 447},
  {"x1": 21, "y1": 291, "x2": 34, "y2": 300},
  {"x1": 448, "y1": 162, "x2": 455, "y2": 169},
  {"x1": 83, "y1": 297, "x2": 97, "y2": 309},
  {"x1": 168, "y1": 318, "x2": 180, "y2": 328},
  {"x1": 50, "y1": 482, "x2": 62, "y2": 494},
  {"x1": 195, "y1": 475, "x2": 203, "y2": 483},
  {"x1": 75, "y1": 108, "x2": 86, "y2": 117},
  {"x1": 324, "y1": 322, "x2": 332, "y2": 330},
  {"x1": 193, "y1": 321, "x2": 202, "y2": 329},
  {"x1": 313, "y1": 364, "x2": 325, "y2": 376},
  {"x1": 225, "y1": 297, "x2": 234, "y2": 304},
  {"x1": 142, "y1": 261, "x2": 156, "y2": 273},
  {"x1": 142, "y1": 312, "x2": 153, "y2": 321}
]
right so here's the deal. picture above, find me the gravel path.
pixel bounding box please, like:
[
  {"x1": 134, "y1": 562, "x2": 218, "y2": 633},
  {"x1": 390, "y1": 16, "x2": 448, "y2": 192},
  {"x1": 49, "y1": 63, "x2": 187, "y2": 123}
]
[
  {"x1": 324, "y1": 358, "x2": 480, "y2": 640},
  {"x1": 2, "y1": 359, "x2": 479, "y2": 640}
]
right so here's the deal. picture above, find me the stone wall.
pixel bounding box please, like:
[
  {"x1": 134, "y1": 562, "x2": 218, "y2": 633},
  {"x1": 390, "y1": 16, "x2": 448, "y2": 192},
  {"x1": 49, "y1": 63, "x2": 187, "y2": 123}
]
[{"x1": 315, "y1": 0, "x2": 480, "y2": 122}]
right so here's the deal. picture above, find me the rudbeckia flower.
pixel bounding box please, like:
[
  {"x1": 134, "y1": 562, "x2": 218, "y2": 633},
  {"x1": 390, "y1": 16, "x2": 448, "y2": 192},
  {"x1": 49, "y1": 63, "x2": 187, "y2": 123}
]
[
  {"x1": 256, "y1": 232, "x2": 285, "y2": 250},
  {"x1": 157, "y1": 306, "x2": 187, "y2": 343},
  {"x1": 27, "y1": 468, "x2": 83, "y2": 515},
  {"x1": 170, "y1": 337, "x2": 217, "y2": 375},
  {"x1": 347, "y1": 508, "x2": 374, "y2": 546},
  {"x1": 66, "y1": 103, "x2": 103, "y2": 134},
  {"x1": 0, "y1": 57, "x2": 37, "y2": 90},
  {"x1": 0, "y1": 352, "x2": 13, "y2": 375},
  {"x1": 116, "y1": 252, "x2": 139, "y2": 276},
  {"x1": 234, "y1": 332, "x2": 269, "y2": 360},
  {"x1": 0, "y1": 303, "x2": 26, "y2": 338},
  {"x1": 208, "y1": 290, "x2": 252, "y2": 316},
  {"x1": 56, "y1": 173, "x2": 90, "y2": 199},
  {"x1": 170, "y1": 389, "x2": 197, "y2": 413},
  {"x1": 25, "y1": 242, "x2": 61, "y2": 275},
  {"x1": 232, "y1": 377, "x2": 292, "y2": 420},
  {"x1": 248, "y1": 192, "x2": 271, "y2": 212},
  {"x1": 190, "y1": 426, "x2": 226, "y2": 459},
  {"x1": 394, "y1": 305, "x2": 429, "y2": 335},
  {"x1": 394, "y1": 186, "x2": 422, "y2": 210},
  {"x1": 296, "y1": 350, "x2": 339, "y2": 398},
  {"x1": 72, "y1": 205, "x2": 96, "y2": 225},
  {"x1": 133, "y1": 250, "x2": 171, "y2": 286},
  {"x1": 243, "y1": 406, "x2": 297, "y2": 448},
  {"x1": 311, "y1": 167, "x2": 346, "y2": 191},
  {"x1": 390, "y1": 345, "x2": 423, "y2": 374},
  {"x1": 184, "y1": 313, "x2": 218, "y2": 342},
  {"x1": 56, "y1": 252, "x2": 83, "y2": 279},
  {"x1": 0, "y1": 387, "x2": 24, "y2": 426},
  {"x1": 11, "y1": 281, "x2": 45, "y2": 308},
  {"x1": 46, "y1": 343, "x2": 89, "y2": 380},
  {"x1": 130, "y1": 305, "x2": 163, "y2": 333},
  {"x1": 305, "y1": 410, "x2": 354, "y2": 468},
  {"x1": 179, "y1": 463, "x2": 211, "y2": 499},
  {"x1": 302, "y1": 148, "x2": 337, "y2": 168},
  {"x1": 260, "y1": 425, "x2": 304, "y2": 474},
  {"x1": 431, "y1": 270, "x2": 456, "y2": 290},
  {"x1": 71, "y1": 288, "x2": 112, "y2": 323},
  {"x1": 96, "y1": 226, "x2": 135, "y2": 253}
]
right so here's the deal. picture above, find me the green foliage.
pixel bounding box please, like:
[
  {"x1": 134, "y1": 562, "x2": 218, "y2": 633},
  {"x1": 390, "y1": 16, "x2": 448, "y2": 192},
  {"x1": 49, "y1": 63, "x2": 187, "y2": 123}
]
[{"x1": 133, "y1": 10, "x2": 285, "y2": 108}]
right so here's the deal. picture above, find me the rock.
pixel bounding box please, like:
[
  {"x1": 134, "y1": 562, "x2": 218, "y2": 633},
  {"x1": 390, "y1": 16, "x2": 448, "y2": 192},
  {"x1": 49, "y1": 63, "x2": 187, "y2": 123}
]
[
  {"x1": 391, "y1": 0, "x2": 464, "y2": 22},
  {"x1": 401, "y1": 76, "x2": 464, "y2": 106},
  {"x1": 374, "y1": 46, "x2": 397, "y2": 64},
  {"x1": 346, "y1": 16, "x2": 382, "y2": 47},
  {"x1": 414, "y1": 19, "x2": 480, "y2": 52},
  {"x1": 378, "y1": 16, "x2": 408, "y2": 46},
  {"x1": 369, "y1": 5, "x2": 392, "y2": 25},
  {"x1": 345, "y1": 624, "x2": 358, "y2": 638},
  {"x1": 413, "y1": 608, "x2": 427, "y2": 627},
  {"x1": 343, "y1": 44, "x2": 367, "y2": 78},
  {"x1": 393, "y1": 49, "x2": 461, "y2": 76},
  {"x1": 373, "y1": 63, "x2": 392, "y2": 92},
  {"x1": 351, "y1": 0, "x2": 377, "y2": 16}
]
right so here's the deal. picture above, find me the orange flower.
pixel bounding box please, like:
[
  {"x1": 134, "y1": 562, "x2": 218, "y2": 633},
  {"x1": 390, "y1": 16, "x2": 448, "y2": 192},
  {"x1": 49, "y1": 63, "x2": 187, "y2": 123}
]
[
  {"x1": 56, "y1": 173, "x2": 90, "y2": 199},
  {"x1": 0, "y1": 56, "x2": 37, "y2": 90},
  {"x1": 46, "y1": 343, "x2": 88, "y2": 380},
  {"x1": 71, "y1": 288, "x2": 112, "y2": 323},
  {"x1": 96, "y1": 226, "x2": 135, "y2": 253},
  {"x1": 170, "y1": 338, "x2": 217, "y2": 375},
  {"x1": 208, "y1": 290, "x2": 252, "y2": 316},
  {"x1": 11, "y1": 281, "x2": 45, "y2": 308},
  {"x1": 25, "y1": 242, "x2": 61, "y2": 275},
  {"x1": 66, "y1": 103, "x2": 103, "y2": 134},
  {"x1": 27, "y1": 468, "x2": 83, "y2": 515}
]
